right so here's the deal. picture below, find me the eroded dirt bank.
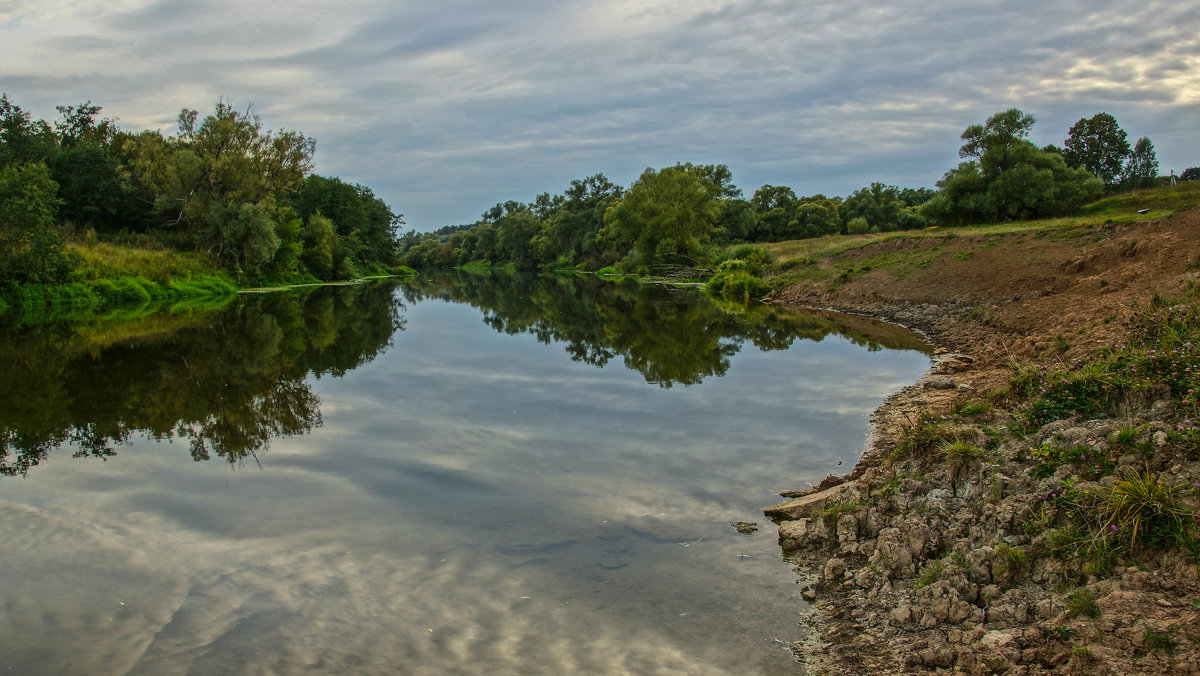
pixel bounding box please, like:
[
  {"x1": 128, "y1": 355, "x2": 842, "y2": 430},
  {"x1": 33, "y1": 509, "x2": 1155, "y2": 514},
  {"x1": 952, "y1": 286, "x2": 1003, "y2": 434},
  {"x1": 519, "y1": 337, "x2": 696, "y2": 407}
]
[{"x1": 766, "y1": 206, "x2": 1200, "y2": 674}]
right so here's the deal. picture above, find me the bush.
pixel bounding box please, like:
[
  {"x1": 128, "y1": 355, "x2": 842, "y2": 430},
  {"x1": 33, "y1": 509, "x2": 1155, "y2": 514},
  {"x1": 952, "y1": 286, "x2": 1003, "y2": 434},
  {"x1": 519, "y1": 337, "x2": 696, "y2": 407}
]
[{"x1": 706, "y1": 267, "x2": 770, "y2": 302}]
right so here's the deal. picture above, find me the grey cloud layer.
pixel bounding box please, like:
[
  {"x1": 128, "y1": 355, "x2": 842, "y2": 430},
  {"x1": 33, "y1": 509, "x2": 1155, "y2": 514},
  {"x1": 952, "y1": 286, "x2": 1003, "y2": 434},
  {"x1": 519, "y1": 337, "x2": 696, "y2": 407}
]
[{"x1": 2, "y1": 0, "x2": 1196, "y2": 228}]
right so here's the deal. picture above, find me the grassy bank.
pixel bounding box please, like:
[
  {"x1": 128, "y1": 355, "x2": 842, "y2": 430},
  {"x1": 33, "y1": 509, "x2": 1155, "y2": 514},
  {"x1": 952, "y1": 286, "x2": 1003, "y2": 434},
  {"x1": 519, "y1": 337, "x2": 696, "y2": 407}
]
[
  {"x1": 709, "y1": 181, "x2": 1200, "y2": 300},
  {"x1": 0, "y1": 237, "x2": 417, "y2": 322}
]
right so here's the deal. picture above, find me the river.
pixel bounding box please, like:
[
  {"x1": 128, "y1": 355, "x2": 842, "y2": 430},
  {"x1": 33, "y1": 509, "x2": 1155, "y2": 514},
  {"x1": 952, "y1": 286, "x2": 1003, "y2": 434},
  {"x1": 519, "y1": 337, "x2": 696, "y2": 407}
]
[{"x1": 0, "y1": 272, "x2": 930, "y2": 674}]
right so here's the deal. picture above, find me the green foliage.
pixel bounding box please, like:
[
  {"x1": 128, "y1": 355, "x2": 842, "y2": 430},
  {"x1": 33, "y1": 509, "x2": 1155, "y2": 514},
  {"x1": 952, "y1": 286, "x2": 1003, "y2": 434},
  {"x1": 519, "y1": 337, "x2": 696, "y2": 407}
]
[
  {"x1": 203, "y1": 200, "x2": 281, "y2": 277},
  {"x1": 953, "y1": 400, "x2": 991, "y2": 417},
  {"x1": 1142, "y1": 627, "x2": 1177, "y2": 654},
  {"x1": 1029, "y1": 442, "x2": 1113, "y2": 480},
  {"x1": 293, "y1": 174, "x2": 402, "y2": 265},
  {"x1": 0, "y1": 92, "x2": 402, "y2": 305},
  {"x1": 1063, "y1": 113, "x2": 1130, "y2": 188},
  {"x1": 1011, "y1": 359, "x2": 1122, "y2": 426},
  {"x1": 1083, "y1": 537, "x2": 1120, "y2": 577},
  {"x1": 922, "y1": 109, "x2": 1104, "y2": 226},
  {"x1": 599, "y1": 166, "x2": 721, "y2": 267},
  {"x1": 893, "y1": 413, "x2": 956, "y2": 460},
  {"x1": 1123, "y1": 137, "x2": 1159, "y2": 190},
  {"x1": 0, "y1": 93, "x2": 57, "y2": 168},
  {"x1": 706, "y1": 259, "x2": 771, "y2": 302},
  {"x1": 843, "y1": 182, "x2": 927, "y2": 233},
  {"x1": 0, "y1": 161, "x2": 73, "y2": 287},
  {"x1": 749, "y1": 185, "x2": 845, "y2": 241},
  {"x1": 1048, "y1": 625, "x2": 1077, "y2": 641},
  {"x1": 302, "y1": 213, "x2": 338, "y2": 279}
]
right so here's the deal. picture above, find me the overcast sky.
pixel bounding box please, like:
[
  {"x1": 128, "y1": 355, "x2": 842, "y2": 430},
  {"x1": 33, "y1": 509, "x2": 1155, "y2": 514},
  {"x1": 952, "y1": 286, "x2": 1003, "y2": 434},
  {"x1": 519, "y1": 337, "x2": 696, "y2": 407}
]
[{"x1": 2, "y1": 0, "x2": 1198, "y2": 230}]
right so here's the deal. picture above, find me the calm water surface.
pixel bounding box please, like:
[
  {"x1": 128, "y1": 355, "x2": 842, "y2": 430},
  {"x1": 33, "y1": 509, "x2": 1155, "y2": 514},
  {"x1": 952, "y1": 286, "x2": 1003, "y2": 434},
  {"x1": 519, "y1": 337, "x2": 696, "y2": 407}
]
[{"x1": 0, "y1": 273, "x2": 930, "y2": 675}]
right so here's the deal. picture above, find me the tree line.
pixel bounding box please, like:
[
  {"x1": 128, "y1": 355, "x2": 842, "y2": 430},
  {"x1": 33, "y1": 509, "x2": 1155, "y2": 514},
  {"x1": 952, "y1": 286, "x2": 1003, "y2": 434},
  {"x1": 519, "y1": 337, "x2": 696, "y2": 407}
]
[
  {"x1": 0, "y1": 94, "x2": 404, "y2": 291},
  {"x1": 0, "y1": 282, "x2": 401, "y2": 476},
  {"x1": 399, "y1": 108, "x2": 1182, "y2": 273}
]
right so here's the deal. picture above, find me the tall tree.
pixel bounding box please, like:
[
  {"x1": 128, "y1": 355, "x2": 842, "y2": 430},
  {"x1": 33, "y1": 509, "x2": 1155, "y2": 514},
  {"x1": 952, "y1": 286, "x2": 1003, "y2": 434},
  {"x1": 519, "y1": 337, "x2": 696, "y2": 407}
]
[
  {"x1": 599, "y1": 166, "x2": 720, "y2": 267},
  {"x1": 1122, "y1": 136, "x2": 1159, "y2": 190},
  {"x1": 958, "y1": 108, "x2": 1036, "y2": 175},
  {"x1": 121, "y1": 100, "x2": 316, "y2": 275},
  {"x1": 1062, "y1": 113, "x2": 1130, "y2": 189},
  {"x1": 0, "y1": 94, "x2": 56, "y2": 169},
  {"x1": 923, "y1": 109, "x2": 1103, "y2": 225},
  {"x1": 0, "y1": 162, "x2": 69, "y2": 286}
]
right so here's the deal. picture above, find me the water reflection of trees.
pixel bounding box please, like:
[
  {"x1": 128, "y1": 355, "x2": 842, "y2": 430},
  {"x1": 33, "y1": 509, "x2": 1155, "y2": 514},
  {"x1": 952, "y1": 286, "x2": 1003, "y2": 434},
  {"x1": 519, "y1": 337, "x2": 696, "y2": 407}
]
[
  {"x1": 0, "y1": 283, "x2": 403, "y2": 477},
  {"x1": 400, "y1": 271, "x2": 929, "y2": 388}
]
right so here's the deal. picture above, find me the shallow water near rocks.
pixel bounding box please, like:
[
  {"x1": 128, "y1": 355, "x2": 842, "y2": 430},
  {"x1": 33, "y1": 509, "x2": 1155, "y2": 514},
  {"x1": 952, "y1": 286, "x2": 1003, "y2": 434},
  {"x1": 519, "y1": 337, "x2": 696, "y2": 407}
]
[{"x1": 0, "y1": 272, "x2": 930, "y2": 674}]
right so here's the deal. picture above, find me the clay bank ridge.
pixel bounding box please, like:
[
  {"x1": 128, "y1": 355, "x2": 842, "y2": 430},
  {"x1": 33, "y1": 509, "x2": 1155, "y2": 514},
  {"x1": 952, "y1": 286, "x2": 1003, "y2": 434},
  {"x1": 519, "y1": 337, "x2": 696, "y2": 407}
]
[{"x1": 761, "y1": 201, "x2": 1200, "y2": 675}]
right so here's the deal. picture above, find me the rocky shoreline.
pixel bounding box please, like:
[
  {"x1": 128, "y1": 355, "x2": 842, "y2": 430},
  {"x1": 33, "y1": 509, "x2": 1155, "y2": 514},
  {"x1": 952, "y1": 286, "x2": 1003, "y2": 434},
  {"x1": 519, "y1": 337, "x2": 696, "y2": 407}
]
[
  {"x1": 767, "y1": 304, "x2": 1200, "y2": 674},
  {"x1": 762, "y1": 209, "x2": 1200, "y2": 674}
]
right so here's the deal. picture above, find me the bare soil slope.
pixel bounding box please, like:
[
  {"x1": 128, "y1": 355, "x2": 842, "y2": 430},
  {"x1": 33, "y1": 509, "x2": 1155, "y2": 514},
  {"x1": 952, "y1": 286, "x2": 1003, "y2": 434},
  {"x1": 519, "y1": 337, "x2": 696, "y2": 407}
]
[{"x1": 773, "y1": 206, "x2": 1200, "y2": 460}]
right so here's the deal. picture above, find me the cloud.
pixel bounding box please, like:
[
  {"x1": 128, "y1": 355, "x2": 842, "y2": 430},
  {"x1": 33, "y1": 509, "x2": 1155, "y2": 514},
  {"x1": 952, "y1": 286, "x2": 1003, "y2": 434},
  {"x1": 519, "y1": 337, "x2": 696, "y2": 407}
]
[{"x1": 1, "y1": 0, "x2": 1197, "y2": 227}]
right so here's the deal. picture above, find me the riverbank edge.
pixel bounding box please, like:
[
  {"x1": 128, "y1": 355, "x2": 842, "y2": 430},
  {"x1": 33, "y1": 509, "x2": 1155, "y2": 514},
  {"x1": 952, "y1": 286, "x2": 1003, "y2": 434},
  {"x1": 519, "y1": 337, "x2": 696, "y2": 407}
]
[
  {"x1": 763, "y1": 216, "x2": 1200, "y2": 674},
  {"x1": 0, "y1": 268, "x2": 417, "y2": 322}
]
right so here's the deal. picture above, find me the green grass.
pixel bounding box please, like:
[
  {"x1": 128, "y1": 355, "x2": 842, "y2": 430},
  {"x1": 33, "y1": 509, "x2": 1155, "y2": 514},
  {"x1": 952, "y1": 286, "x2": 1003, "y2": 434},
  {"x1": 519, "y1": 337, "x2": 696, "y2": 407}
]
[
  {"x1": 1095, "y1": 471, "x2": 1191, "y2": 550},
  {"x1": 1142, "y1": 626, "x2": 1178, "y2": 654},
  {"x1": 750, "y1": 181, "x2": 1200, "y2": 286},
  {"x1": 914, "y1": 559, "x2": 946, "y2": 588},
  {"x1": 892, "y1": 413, "x2": 959, "y2": 461},
  {"x1": 67, "y1": 240, "x2": 216, "y2": 283},
  {"x1": 1067, "y1": 587, "x2": 1100, "y2": 618},
  {"x1": 993, "y1": 543, "x2": 1028, "y2": 579},
  {"x1": 941, "y1": 440, "x2": 983, "y2": 472}
]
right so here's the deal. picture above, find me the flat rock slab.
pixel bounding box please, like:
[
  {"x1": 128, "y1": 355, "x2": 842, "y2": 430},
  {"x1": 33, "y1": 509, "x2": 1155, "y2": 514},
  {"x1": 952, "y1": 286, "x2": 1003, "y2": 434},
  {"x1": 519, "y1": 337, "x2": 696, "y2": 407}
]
[{"x1": 764, "y1": 481, "x2": 857, "y2": 522}]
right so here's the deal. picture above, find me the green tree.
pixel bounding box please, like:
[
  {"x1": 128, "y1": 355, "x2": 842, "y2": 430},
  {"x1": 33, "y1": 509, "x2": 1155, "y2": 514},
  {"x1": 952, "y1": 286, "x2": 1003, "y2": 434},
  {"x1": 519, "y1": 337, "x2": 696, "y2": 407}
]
[
  {"x1": 0, "y1": 162, "x2": 70, "y2": 286},
  {"x1": 843, "y1": 183, "x2": 926, "y2": 232},
  {"x1": 793, "y1": 195, "x2": 843, "y2": 238},
  {"x1": 923, "y1": 109, "x2": 1103, "y2": 226},
  {"x1": 750, "y1": 184, "x2": 798, "y2": 240},
  {"x1": 546, "y1": 173, "x2": 624, "y2": 266},
  {"x1": 599, "y1": 166, "x2": 720, "y2": 267},
  {"x1": 49, "y1": 142, "x2": 134, "y2": 230},
  {"x1": 203, "y1": 201, "x2": 281, "y2": 277},
  {"x1": 121, "y1": 100, "x2": 315, "y2": 276},
  {"x1": 1122, "y1": 136, "x2": 1158, "y2": 190},
  {"x1": 1063, "y1": 113, "x2": 1130, "y2": 189},
  {"x1": 1181, "y1": 167, "x2": 1200, "y2": 182},
  {"x1": 263, "y1": 207, "x2": 305, "y2": 281},
  {"x1": 0, "y1": 94, "x2": 57, "y2": 169},
  {"x1": 958, "y1": 108, "x2": 1036, "y2": 174},
  {"x1": 294, "y1": 175, "x2": 401, "y2": 265},
  {"x1": 301, "y1": 213, "x2": 338, "y2": 279}
]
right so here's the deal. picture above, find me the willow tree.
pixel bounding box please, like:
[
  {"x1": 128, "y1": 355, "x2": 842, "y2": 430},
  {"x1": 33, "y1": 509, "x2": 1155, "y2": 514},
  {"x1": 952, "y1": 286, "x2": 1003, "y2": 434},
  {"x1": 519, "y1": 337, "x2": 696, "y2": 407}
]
[
  {"x1": 122, "y1": 100, "x2": 315, "y2": 277},
  {"x1": 599, "y1": 166, "x2": 720, "y2": 268}
]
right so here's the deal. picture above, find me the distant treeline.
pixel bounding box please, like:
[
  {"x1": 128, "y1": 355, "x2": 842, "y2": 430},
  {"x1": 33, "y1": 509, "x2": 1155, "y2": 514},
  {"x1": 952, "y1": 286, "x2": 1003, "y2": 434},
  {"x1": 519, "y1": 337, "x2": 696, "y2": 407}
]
[
  {"x1": 0, "y1": 93, "x2": 404, "y2": 294},
  {"x1": 399, "y1": 108, "x2": 1181, "y2": 273}
]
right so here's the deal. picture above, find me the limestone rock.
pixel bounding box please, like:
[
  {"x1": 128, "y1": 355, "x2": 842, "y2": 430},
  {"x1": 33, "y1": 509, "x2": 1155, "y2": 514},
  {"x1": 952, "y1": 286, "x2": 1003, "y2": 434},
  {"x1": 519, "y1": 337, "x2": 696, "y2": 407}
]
[
  {"x1": 980, "y1": 630, "x2": 1014, "y2": 650},
  {"x1": 924, "y1": 376, "x2": 957, "y2": 390},
  {"x1": 764, "y1": 482, "x2": 857, "y2": 521}
]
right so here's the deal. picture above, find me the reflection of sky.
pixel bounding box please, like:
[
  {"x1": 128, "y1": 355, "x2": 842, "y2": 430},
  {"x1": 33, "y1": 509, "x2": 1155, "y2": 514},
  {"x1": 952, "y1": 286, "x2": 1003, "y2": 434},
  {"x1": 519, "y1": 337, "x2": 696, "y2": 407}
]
[{"x1": 0, "y1": 295, "x2": 929, "y2": 674}]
